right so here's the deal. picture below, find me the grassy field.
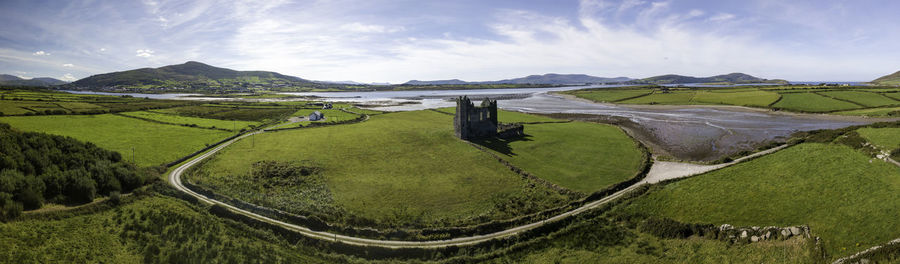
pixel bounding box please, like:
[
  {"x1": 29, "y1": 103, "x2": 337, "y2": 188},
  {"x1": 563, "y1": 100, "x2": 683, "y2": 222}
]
[
  {"x1": 884, "y1": 92, "x2": 900, "y2": 100},
  {"x1": 622, "y1": 143, "x2": 900, "y2": 258},
  {"x1": 474, "y1": 122, "x2": 645, "y2": 193},
  {"x1": 833, "y1": 106, "x2": 900, "y2": 117},
  {"x1": 566, "y1": 86, "x2": 900, "y2": 114},
  {"x1": 119, "y1": 111, "x2": 261, "y2": 131},
  {"x1": 0, "y1": 194, "x2": 331, "y2": 263},
  {"x1": 490, "y1": 232, "x2": 815, "y2": 264},
  {"x1": 857, "y1": 127, "x2": 900, "y2": 150},
  {"x1": 819, "y1": 91, "x2": 899, "y2": 107},
  {"x1": 691, "y1": 90, "x2": 780, "y2": 107},
  {"x1": 618, "y1": 91, "x2": 696, "y2": 105},
  {"x1": 433, "y1": 107, "x2": 561, "y2": 123},
  {"x1": 564, "y1": 89, "x2": 652, "y2": 102},
  {"x1": 772, "y1": 92, "x2": 861, "y2": 112},
  {"x1": 0, "y1": 114, "x2": 231, "y2": 166},
  {"x1": 190, "y1": 110, "x2": 572, "y2": 228}
]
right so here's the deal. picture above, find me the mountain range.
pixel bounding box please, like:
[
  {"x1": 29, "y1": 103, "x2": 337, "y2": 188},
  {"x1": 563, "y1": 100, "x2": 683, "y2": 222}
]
[
  {"x1": 39, "y1": 61, "x2": 801, "y2": 92},
  {"x1": 0, "y1": 74, "x2": 67, "y2": 87},
  {"x1": 637, "y1": 73, "x2": 788, "y2": 85},
  {"x1": 68, "y1": 61, "x2": 314, "y2": 91},
  {"x1": 404, "y1": 74, "x2": 632, "y2": 85},
  {"x1": 871, "y1": 70, "x2": 900, "y2": 85}
]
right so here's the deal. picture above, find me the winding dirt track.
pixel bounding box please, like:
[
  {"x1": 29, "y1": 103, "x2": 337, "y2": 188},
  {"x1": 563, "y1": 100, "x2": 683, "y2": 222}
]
[{"x1": 167, "y1": 119, "x2": 788, "y2": 249}]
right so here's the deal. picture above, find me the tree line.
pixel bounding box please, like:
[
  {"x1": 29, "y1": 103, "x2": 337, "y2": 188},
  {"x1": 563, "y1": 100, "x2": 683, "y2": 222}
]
[{"x1": 0, "y1": 123, "x2": 156, "y2": 220}]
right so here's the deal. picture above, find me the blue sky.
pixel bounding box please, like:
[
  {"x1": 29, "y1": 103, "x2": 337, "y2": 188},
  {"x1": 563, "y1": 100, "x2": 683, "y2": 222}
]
[{"x1": 1, "y1": 0, "x2": 898, "y2": 83}]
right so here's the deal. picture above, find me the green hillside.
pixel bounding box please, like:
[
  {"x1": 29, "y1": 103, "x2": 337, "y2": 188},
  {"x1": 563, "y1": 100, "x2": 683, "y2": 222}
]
[{"x1": 872, "y1": 70, "x2": 900, "y2": 85}]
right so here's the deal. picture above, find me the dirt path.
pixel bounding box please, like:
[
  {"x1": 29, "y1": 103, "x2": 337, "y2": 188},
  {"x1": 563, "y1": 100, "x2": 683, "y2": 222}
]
[{"x1": 642, "y1": 144, "x2": 789, "y2": 184}]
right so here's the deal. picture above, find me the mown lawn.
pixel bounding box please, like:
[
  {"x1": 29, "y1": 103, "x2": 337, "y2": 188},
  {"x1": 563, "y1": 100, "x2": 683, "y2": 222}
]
[
  {"x1": 119, "y1": 111, "x2": 261, "y2": 131},
  {"x1": 819, "y1": 91, "x2": 899, "y2": 107},
  {"x1": 0, "y1": 114, "x2": 231, "y2": 166},
  {"x1": 857, "y1": 127, "x2": 900, "y2": 150},
  {"x1": 474, "y1": 122, "x2": 645, "y2": 193},
  {"x1": 623, "y1": 143, "x2": 900, "y2": 258},
  {"x1": 192, "y1": 110, "x2": 571, "y2": 228},
  {"x1": 772, "y1": 92, "x2": 861, "y2": 112}
]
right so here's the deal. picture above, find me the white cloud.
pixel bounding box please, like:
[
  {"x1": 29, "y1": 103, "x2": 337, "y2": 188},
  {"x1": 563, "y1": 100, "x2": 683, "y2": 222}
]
[
  {"x1": 340, "y1": 22, "x2": 405, "y2": 33},
  {"x1": 688, "y1": 9, "x2": 704, "y2": 18},
  {"x1": 136, "y1": 49, "x2": 155, "y2": 57},
  {"x1": 62, "y1": 63, "x2": 74, "y2": 67},
  {"x1": 61, "y1": 73, "x2": 76, "y2": 81},
  {"x1": 33, "y1": 51, "x2": 50, "y2": 56},
  {"x1": 99, "y1": 48, "x2": 107, "y2": 52},
  {"x1": 709, "y1": 13, "x2": 735, "y2": 21}
]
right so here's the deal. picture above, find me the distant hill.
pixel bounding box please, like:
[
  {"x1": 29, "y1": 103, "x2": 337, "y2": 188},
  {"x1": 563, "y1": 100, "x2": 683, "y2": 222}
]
[
  {"x1": 494, "y1": 74, "x2": 631, "y2": 84},
  {"x1": 403, "y1": 74, "x2": 631, "y2": 85},
  {"x1": 404, "y1": 79, "x2": 469, "y2": 85},
  {"x1": 0, "y1": 74, "x2": 67, "y2": 86},
  {"x1": 639, "y1": 73, "x2": 787, "y2": 84},
  {"x1": 68, "y1": 61, "x2": 314, "y2": 91},
  {"x1": 872, "y1": 70, "x2": 900, "y2": 85}
]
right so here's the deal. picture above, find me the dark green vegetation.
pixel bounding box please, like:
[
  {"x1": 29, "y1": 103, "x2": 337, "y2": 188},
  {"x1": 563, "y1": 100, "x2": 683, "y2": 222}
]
[
  {"x1": 475, "y1": 122, "x2": 646, "y2": 193},
  {"x1": 0, "y1": 190, "x2": 350, "y2": 263},
  {"x1": 0, "y1": 123, "x2": 155, "y2": 219},
  {"x1": 188, "y1": 110, "x2": 587, "y2": 230},
  {"x1": 565, "y1": 85, "x2": 900, "y2": 115},
  {"x1": 623, "y1": 142, "x2": 900, "y2": 259},
  {"x1": 0, "y1": 74, "x2": 67, "y2": 87},
  {"x1": 638, "y1": 73, "x2": 788, "y2": 85},
  {"x1": 872, "y1": 70, "x2": 900, "y2": 85}
]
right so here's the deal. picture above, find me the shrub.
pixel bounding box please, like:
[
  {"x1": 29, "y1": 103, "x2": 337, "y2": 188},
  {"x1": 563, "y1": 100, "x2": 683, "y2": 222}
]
[
  {"x1": 638, "y1": 217, "x2": 706, "y2": 239},
  {"x1": 109, "y1": 191, "x2": 121, "y2": 205},
  {"x1": 0, "y1": 192, "x2": 22, "y2": 221}
]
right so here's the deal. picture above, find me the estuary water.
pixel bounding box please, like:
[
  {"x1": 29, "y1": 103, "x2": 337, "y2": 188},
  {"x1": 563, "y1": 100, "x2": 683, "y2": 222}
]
[
  {"x1": 66, "y1": 87, "x2": 885, "y2": 161},
  {"x1": 284, "y1": 87, "x2": 875, "y2": 161}
]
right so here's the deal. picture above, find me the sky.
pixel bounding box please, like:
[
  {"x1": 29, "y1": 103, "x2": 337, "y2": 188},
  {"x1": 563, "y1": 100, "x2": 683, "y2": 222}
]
[{"x1": 1, "y1": 0, "x2": 898, "y2": 83}]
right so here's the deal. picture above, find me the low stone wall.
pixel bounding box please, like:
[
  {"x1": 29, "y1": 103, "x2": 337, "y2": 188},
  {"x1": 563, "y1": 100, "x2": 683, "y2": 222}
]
[{"x1": 717, "y1": 224, "x2": 810, "y2": 243}]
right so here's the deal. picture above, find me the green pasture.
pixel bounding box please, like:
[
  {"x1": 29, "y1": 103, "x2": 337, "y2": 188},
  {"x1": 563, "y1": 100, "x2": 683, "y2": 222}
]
[
  {"x1": 884, "y1": 92, "x2": 900, "y2": 100},
  {"x1": 564, "y1": 89, "x2": 652, "y2": 102},
  {"x1": 623, "y1": 143, "x2": 900, "y2": 258},
  {"x1": 618, "y1": 91, "x2": 696, "y2": 105},
  {"x1": 833, "y1": 106, "x2": 900, "y2": 117},
  {"x1": 772, "y1": 92, "x2": 861, "y2": 112},
  {"x1": 190, "y1": 110, "x2": 571, "y2": 228},
  {"x1": 857, "y1": 127, "x2": 900, "y2": 150},
  {"x1": 691, "y1": 90, "x2": 780, "y2": 107},
  {"x1": 819, "y1": 91, "x2": 899, "y2": 107},
  {"x1": 0, "y1": 114, "x2": 231, "y2": 166},
  {"x1": 474, "y1": 122, "x2": 645, "y2": 193},
  {"x1": 432, "y1": 107, "x2": 561, "y2": 123},
  {"x1": 119, "y1": 111, "x2": 260, "y2": 131}
]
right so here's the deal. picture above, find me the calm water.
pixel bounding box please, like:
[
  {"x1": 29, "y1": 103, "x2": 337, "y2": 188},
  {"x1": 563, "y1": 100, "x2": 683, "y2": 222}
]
[{"x1": 66, "y1": 87, "x2": 879, "y2": 161}]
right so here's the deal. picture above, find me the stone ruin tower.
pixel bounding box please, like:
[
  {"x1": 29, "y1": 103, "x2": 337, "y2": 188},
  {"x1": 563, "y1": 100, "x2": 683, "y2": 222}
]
[{"x1": 454, "y1": 96, "x2": 498, "y2": 140}]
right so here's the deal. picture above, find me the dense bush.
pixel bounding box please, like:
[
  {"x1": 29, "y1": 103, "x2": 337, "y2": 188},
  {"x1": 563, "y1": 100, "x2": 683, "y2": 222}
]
[
  {"x1": 0, "y1": 122, "x2": 155, "y2": 218},
  {"x1": 638, "y1": 217, "x2": 712, "y2": 239}
]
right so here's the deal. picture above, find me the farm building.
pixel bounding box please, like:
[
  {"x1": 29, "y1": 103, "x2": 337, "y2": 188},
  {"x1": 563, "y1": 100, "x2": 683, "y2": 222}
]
[{"x1": 309, "y1": 111, "x2": 324, "y2": 121}]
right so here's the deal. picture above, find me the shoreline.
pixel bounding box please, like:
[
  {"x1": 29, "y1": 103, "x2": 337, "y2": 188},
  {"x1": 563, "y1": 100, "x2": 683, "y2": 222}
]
[{"x1": 550, "y1": 92, "x2": 900, "y2": 123}]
